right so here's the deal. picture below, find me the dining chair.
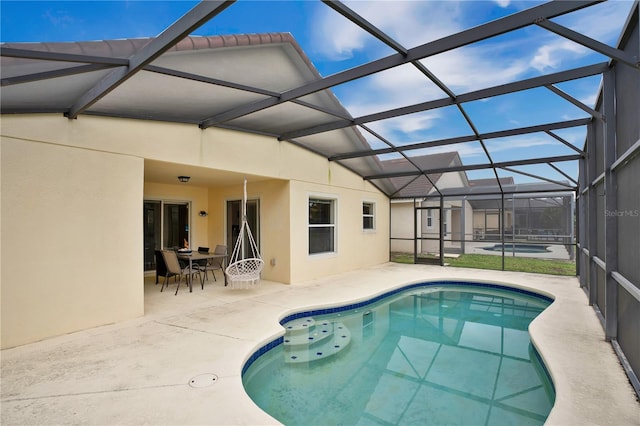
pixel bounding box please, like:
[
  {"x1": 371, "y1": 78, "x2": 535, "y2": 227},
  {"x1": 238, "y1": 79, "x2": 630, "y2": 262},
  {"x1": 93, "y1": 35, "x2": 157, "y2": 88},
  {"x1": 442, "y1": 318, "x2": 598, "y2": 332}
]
[
  {"x1": 196, "y1": 247, "x2": 210, "y2": 278},
  {"x1": 160, "y1": 250, "x2": 202, "y2": 295},
  {"x1": 155, "y1": 250, "x2": 168, "y2": 285},
  {"x1": 203, "y1": 245, "x2": 227, "y2": 282}
]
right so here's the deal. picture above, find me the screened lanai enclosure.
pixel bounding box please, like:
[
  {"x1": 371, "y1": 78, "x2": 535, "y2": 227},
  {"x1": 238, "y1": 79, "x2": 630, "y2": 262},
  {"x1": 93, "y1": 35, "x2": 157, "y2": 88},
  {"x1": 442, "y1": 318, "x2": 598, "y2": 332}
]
[
  {"x1": 390, "y1": 189, "x2": 575, "y2": 265},
  {"x1": 2, "y1": 0, "x2": 639, "y2": 399}
]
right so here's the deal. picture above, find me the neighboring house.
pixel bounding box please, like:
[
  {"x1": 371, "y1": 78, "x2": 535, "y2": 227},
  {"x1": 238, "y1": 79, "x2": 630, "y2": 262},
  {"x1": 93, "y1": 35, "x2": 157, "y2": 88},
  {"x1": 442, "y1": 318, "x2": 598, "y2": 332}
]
[
  {"x1": 390, "y1": 168, "x2": 573, "y2": 257},
  {"x1": 468, "y1": 180, "x2": 573, "y2": 243},
  {"x1": 387, "y1": 152, "x2": 473, "y2": 256},
  {"x1": 0, "y1": 34, "x2": 389, "y2": 348},
  {"x1": 468, "y1": 177, "x2": 515, "y2": 241}
]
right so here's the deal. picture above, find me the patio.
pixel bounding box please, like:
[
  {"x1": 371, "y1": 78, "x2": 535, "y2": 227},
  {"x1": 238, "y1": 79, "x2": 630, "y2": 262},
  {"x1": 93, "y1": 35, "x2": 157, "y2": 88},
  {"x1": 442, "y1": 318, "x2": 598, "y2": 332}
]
[{"x1": 2, "y1": 264, "x2": 638, "y2": 425}]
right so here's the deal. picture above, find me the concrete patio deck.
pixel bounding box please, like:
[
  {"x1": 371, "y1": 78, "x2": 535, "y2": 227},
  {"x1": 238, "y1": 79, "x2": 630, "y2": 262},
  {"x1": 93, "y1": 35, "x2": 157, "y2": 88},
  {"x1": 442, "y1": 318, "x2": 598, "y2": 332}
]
[{"x1": 2, "y1": 263, "x2": 638, "y2": 425}]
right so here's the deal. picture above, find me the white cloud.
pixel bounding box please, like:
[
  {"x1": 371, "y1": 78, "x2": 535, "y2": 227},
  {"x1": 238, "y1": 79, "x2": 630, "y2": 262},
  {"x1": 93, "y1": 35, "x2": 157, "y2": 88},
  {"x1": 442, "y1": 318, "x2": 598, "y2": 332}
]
[
  {"x1": 579, "y1": 91, "x2": 599, "y2": 109},
  {"x1": 390, "y1": 112, "x2": 441, "y2": 134},
  {"x1": 313, "y1": 1, "x2": 534, "y2": 140},
  {"x1": 42, "y1": 9, "x2": 76, "y2": 28},
  {"x1": 530, "y1": 39, "x2": 588, "y2": 72},
  {"x1": 529, "y1": 1, "x2": 633, "y2": 72},
  {"x1": 548, "y1": 127, "x2": 587, "y2": 148},
  {"x1": 311, "y1": 6, "x2": 369, "y2": 60},
  {"x1": 352, "y1": 1, "x2": 463, "y2": 48},
  {"x1": 311, "y1": 0, "x2": 619, "y2": 160},
  {"x1": 311, "y1": 1, "x2": 464, "y2": 60},
  {"x1": 554, "y1": 1, "x2": 634, "y2": 42},
  {"x1": 340, "y1": 64, "x2": 449, "y2": 117},
  {"x1": 419, "y1": 45, "x2": 529, "y2": 92},
  {"x1": 414, "y1": 142, "x2": 486, "y2": 158},
  {"x1": 487, "y1": 136, "x2": 555, "y2": 153},
  {"x1": 314, "y1": 1, "x2": 531, "y2": 116},
  {"x1": 364, "y1": 110, "x2": 443, "y2": 142}
]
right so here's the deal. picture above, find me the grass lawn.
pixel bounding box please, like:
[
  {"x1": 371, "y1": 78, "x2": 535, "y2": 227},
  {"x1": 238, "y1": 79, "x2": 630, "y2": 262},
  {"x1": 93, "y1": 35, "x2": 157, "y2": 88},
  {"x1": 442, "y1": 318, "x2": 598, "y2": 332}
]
[{"x1": 391, "y1": 252, "x2": 576, "y2": 276}]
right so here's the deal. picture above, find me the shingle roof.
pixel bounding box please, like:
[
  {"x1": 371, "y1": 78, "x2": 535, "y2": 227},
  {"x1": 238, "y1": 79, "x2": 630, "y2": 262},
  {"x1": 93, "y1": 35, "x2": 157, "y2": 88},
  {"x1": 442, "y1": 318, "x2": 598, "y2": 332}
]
[{"x1": 379, "y1": 152, "x2": 463, "y2": 198}]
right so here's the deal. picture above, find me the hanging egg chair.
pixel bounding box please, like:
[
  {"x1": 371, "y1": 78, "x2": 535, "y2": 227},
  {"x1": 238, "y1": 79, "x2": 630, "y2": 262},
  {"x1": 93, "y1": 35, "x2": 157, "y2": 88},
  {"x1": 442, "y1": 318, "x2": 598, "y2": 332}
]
[{"x1": 225, "y1": 179, "x2": 264, "y2": 289}]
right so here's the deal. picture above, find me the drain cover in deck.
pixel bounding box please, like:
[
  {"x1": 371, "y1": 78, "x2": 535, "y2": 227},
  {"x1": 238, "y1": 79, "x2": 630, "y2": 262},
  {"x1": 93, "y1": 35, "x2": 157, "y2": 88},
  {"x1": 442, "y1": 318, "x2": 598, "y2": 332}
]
[{"x1": 189, "y1": 373, "x2": 218, "y2": 388}]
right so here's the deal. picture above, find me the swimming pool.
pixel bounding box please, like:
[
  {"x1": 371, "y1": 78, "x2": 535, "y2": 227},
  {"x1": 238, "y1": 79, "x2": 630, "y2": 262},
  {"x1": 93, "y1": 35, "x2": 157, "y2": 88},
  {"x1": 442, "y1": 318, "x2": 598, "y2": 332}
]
[
  {"x1": 482, "y1": 243, "x2": 551, "y2": 253},
  {"x1": 242, "y1": 282, "x2": 555, "y2": 425}
]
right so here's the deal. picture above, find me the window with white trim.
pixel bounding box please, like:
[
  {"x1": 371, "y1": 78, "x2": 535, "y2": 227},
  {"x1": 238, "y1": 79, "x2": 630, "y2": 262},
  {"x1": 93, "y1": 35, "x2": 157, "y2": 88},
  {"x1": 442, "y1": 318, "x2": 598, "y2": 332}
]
[
  {"x1": 309, "y1": 198, "x2": 336, "y2": 254},
  {"x1": 427, "y1": 209, "x2": 433, "y2": 228},
  {"x1": 363, "y1": 202, "x2": 375, "y2": 230}
]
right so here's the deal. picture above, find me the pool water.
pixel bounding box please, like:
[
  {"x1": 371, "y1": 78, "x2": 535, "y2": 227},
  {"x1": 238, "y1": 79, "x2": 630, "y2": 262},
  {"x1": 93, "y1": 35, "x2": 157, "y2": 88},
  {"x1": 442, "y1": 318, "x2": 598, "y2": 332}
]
[
  {"x1": 482, "y1": 243, "x2": 551, "y2": 253},
  {"x1": 242, "y1": 284, "x2": 555, "y2": 425}
]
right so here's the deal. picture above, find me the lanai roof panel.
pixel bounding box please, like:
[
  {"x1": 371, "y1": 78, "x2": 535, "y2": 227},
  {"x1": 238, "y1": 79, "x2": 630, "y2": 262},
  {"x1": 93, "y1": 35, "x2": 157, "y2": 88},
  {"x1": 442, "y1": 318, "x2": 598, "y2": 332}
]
[{"x1": 1, "y1": 1, "x2": 636, "y2": 198}]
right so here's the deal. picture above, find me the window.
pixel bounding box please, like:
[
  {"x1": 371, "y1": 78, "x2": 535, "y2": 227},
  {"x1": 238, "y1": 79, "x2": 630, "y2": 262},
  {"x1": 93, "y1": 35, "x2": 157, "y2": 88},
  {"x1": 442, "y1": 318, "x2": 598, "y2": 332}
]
[
  {"x1": 309, "y1": 198, "x2": 336, "y2": 254},
  {"x1": 363, "y1": 202, "x2": 375, "y2": 230},
  {"x1": 427, "y1": 209, "x2": 433, "y2": 228}
]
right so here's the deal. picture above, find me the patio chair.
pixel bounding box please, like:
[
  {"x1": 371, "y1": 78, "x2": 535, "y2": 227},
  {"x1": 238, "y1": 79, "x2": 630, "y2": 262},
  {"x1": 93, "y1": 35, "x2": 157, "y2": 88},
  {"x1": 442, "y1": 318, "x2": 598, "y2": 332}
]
[
  {"x1": 155, "y1": 250, "x2": 167, "y2": 285},
  {"x1": 203, "y1": 245, "x2": 227, "y2": 281},
  {"x1": 160, "y1": 250, "x2": 202, "y2": 295},
  {"x1": 195, "y1": 246, "x2": 209, "y2": 277}
]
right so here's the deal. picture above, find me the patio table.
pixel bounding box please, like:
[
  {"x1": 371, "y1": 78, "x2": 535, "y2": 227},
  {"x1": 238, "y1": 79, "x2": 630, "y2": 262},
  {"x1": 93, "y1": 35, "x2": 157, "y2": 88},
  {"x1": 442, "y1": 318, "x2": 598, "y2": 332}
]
[{"x1": 177, "y1": 252, "x2": 228, "y2": 292}]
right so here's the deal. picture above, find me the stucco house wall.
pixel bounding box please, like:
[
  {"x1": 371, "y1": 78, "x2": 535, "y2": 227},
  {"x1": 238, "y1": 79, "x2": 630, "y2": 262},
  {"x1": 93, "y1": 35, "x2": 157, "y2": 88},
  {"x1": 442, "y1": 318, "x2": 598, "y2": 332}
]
[
  {"x1": 1, "y1": 114, "x2": 389, "y2": 348},
  {"x1": 390, "y1": 200, "x2": 415, "y2": 253},
  {"x1": 1, "y1": 136, "x2": 144, "y2": 349},
  {"x1": 289, "y1": 179, "x2": 389, "y2": 282}
]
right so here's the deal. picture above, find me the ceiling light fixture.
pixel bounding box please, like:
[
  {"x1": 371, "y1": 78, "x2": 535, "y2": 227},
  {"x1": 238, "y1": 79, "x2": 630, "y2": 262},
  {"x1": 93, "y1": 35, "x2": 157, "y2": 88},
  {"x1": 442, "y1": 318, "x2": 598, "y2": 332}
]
[{"x1": 178, "y1": 175, "x2": 190, "y2": 183}]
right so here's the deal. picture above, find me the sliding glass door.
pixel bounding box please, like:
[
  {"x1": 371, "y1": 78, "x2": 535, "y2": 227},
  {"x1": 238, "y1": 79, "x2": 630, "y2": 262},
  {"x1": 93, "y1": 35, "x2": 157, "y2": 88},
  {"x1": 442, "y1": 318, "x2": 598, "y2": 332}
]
[
  {"x1": 143, "y1": 201, "x2": 190, "y2": 272},
  {"x1": 226, "y1": 199, "x2": 259, "y2": 259}
]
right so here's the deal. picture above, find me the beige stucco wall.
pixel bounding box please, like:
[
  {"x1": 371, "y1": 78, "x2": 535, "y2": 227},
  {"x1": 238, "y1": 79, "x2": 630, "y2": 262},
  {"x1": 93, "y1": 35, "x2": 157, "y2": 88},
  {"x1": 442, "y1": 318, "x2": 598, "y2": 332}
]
[
  {"x1": 1, "y1": 114, "x2": 389, "y2": 346},
  {"x1": 390, "y1": 201, "x2": 415, "y2": 253},
  {"x1": 1, "y1": 137, "x2": 144, "y2": 348},
  {"x1": 290, "y1": 179, "x2": 389, "y2": 282}
]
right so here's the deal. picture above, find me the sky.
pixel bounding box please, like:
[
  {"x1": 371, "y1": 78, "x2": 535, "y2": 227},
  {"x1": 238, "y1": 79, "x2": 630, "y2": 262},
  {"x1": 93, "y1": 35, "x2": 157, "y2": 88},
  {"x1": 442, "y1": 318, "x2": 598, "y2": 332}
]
[{"x1": 1, "y1": 0, "x2": 635, "y2": 185}]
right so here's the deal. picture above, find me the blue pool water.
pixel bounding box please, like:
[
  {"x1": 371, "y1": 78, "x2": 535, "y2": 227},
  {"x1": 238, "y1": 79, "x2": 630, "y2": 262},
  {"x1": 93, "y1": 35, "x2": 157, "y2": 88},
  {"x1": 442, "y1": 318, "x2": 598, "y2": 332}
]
[
  {"x1": 242, "y1": 282, "x2": 555, "y2": 425},
  {"x1": 482, "y1": 243, "x2": 551, "y2": 253}
]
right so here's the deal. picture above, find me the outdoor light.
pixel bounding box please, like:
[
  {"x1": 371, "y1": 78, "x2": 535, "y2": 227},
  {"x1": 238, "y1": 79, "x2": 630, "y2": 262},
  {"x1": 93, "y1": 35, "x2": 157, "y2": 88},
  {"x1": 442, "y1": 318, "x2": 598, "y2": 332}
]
[{"x1": 178, "y1": 175, "x2": 190, "y2": 183}]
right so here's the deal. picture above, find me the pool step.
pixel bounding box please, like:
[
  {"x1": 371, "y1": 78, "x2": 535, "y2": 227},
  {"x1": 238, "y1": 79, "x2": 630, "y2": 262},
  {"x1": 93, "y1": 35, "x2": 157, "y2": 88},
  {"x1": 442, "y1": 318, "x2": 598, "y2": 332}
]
[
  {"x1": 284, "y1": 321, "x2": 336, "y2": 349},
  {"x1": 283, "y1": 317, "x2": 317, "y2": 336},
  {"x1": 283, "y1": 320, "x2": 351, "y2": 363}
]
